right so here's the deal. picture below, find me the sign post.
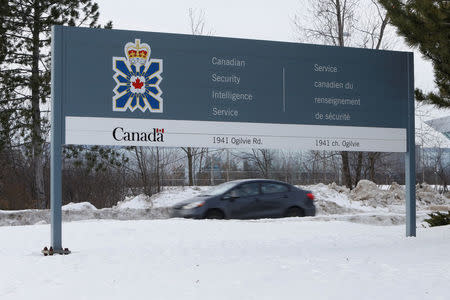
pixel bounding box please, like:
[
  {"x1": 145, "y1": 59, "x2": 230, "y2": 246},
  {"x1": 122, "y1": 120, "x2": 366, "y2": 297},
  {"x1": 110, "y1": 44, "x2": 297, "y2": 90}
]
[
  {"x1": 50, "y1": 26, "x2": 63, "y2": 251},
  {"x1": 406, "y1": 53, "x2": 416, "y2": 237}
]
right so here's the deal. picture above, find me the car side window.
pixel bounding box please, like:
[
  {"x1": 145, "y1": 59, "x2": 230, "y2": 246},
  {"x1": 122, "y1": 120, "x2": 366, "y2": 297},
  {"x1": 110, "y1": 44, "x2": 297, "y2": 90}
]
[
  {"x1": 232, "y1": 183, "x2": 260, "y2": 197},
  {"x1": 261, "y1": 183, "x2": 289, "y2": 194}
]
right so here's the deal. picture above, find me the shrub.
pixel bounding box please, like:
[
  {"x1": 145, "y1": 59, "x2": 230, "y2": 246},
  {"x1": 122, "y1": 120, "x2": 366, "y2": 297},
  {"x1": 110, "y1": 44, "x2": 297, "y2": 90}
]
[{"x1": 424, "y1": 211, "x2": 450, "y2": 227}]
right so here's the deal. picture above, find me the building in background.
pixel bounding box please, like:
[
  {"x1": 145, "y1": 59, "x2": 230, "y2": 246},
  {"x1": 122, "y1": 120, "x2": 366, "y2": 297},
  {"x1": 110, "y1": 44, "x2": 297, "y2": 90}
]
[{"x1": 426, "y1": 116, "x2": 450, "y2": 140}]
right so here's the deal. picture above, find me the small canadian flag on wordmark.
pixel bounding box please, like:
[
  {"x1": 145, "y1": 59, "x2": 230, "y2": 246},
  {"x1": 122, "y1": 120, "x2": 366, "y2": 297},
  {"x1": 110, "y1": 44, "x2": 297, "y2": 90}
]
[{"x1": 156, "y1": 128, "x2": 165, "y2": 133}]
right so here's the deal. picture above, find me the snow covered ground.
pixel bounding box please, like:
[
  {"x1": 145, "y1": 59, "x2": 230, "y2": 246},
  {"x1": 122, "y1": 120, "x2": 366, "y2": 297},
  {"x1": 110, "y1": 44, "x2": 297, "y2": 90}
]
[
  {"x1": 1, "y1": 219, "x2": 449, "y2": 300},
  {"x1": 1, "y1": 181, "x2": 449, "y2": 299}
]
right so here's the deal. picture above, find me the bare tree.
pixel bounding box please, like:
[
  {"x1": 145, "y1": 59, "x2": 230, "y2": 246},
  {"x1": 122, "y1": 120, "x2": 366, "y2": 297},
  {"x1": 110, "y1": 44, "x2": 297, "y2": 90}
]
[
  {"x1": 293, "y1": 0, "x2": 358, "y2": 46},
  {"x1": 180, "y1": 147, "x2": 205, "y2": 186},
  {"x1": 241, "y1": 149, "x2": 275, "y2": 178},
  {"x1": 188, "y1": 8, "x2": 214, "y2": 36},
  {"x1": 130, "y1": 146, "x2": 187, "y2": 194},
  {"x1": 275, "y1": 150, "x2": 304, "y2": 184},
  {"x1": 134, "y1": 146, "x2": 152, "y2": 195},
  {"x1": 366, "y1": 152, "x2": 381, "y2": 181}
]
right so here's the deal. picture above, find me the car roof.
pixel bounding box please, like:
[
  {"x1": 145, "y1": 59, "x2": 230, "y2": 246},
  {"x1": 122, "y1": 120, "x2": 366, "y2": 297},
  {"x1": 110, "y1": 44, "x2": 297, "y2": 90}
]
[{"x1": 225, "y1": 179, "x2": 292, "y2": 185}]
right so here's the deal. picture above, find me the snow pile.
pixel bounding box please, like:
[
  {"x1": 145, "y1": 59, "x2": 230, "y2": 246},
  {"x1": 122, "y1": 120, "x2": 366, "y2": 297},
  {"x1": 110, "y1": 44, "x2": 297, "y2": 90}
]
[
  {"x1": 33, "y1": 220, "x2": 47, "y2": 225},
  {"x1": 62, "y1": 202, "x2": 97, "y2": 211},
  {"x1": 112, "y1": 185, "x2": 210, "y2": 211},
  {"x1": 114, "y1": 194, "x2": 153, "y2": 209},
  {"x1": 387, "y1": 182, "x2": 405, "y2": 201},
  {"x1": 302, "y1": 183, "x2": 367, "y2": 215},
  {"x1": 328, "y1": 181, "x2": 350, "y2": 194},
  {"x1": 350, "y1": 180, "x2": 400, "y2": 207},
  {"x1": 350, "y1": 180, "x2": 450, "y2": 208},
  {"x1": 151, "y1": 186, "x2": 210, "y2": 208},
  {"x1": 416, "y1": 183, "x2": 449, "y2": 206},
  {"x1": 94, "y1": 185, "x2": 208, "y2": 211}
]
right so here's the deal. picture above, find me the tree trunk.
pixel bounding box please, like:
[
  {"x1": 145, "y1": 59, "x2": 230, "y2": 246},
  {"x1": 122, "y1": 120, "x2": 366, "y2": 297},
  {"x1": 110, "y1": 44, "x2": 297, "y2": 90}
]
[
  {"x1": 354, "y1": 152, "x2": 363, "y2": 186},
  {"x1": 31, "y1": 1, "x2": 45, "y2": 209},
  {"x1": 181, "y1": 147, "x2": 195, "y2": 186},
  {"x1": 335, "y1": 0, "x2": 345, "y2": 47},
  {"x1": 368, "y1": 152, "x2": 379, "y2": 181},
  {"x1": 156, "y1": 147, "x2": 160, "y2": 193},
  {"x1": 187, "y1": 148, "x2": 193, "y2": 186},
  {"x1": 135, "y1": 147, "x2": 151, "y2": 195},
  {"x1": 341, "y1": 151, "x2": 352, "y2": 189},
  {"x1": 226, "y1": 149, "x2": 230, "y2": 181}
]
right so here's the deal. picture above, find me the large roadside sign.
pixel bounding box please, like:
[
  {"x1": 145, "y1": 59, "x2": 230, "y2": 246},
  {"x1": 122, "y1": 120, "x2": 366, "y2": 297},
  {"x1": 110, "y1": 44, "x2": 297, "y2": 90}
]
[
  {"x1": 55, "y1": 26, "x2": 411, "y2": 153},
  {"x1": 49, "y1": 26, "x2": 416, "y2": 253}
]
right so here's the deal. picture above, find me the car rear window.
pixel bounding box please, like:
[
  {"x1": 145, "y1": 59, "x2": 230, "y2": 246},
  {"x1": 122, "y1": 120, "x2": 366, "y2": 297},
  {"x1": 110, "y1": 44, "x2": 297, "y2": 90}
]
[{"x1": 261, "y1": 183, "x2": 289, "y2": 194}]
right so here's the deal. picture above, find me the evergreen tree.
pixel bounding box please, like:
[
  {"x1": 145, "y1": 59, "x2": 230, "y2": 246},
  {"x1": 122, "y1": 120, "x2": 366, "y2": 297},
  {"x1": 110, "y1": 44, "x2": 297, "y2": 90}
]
[
  {"x1": 0, "y1": 0, "x2": 8, "y2": 63},
  {"x1": 1, "y1": 0, "x2": 103, "y2": 208},
  {"x1": 0, "y1": 0, "x2": 12, "y2": 150},
  {"x1": 379, "y1": 0, "x2": 449, "y2": 108}
]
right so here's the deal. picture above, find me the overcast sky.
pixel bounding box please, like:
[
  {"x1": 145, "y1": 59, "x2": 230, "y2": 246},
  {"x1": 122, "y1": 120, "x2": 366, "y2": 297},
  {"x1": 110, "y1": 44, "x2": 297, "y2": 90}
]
[{"x1": 96, "y1": 0, "x2": 437, "y2": 93}]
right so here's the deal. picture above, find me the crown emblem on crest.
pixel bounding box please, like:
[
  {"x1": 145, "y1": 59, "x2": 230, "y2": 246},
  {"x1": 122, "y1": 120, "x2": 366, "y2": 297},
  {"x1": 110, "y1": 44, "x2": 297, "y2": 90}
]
[
  {"x1": 125, "y1": 39, "x2": 150, "y2": 66},
  {"x1": 112, "y1": 38, "x2": 163, "y2": 113}
]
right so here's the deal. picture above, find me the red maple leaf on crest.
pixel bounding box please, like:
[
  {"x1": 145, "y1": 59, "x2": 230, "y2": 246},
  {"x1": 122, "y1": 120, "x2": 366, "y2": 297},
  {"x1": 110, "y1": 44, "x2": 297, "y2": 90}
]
[{"x1": 132, "y1": 78, "x2": 144, "y2": 89}]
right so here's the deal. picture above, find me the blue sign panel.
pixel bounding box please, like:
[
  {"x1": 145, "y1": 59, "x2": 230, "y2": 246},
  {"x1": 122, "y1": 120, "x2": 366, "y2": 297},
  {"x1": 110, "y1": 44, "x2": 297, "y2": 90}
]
[
  {"x1": 58, "y1": 26, "x2": 411, "y2": 124},
  {"x1": 52, "y1": 26, "x2": 412, "y2": 152}
]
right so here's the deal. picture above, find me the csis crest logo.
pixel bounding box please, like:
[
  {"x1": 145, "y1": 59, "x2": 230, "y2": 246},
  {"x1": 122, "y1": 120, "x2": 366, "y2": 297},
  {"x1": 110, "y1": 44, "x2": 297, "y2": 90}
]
[{"x1": 113, "y1": 39, "x2": 163, "y2": 112}]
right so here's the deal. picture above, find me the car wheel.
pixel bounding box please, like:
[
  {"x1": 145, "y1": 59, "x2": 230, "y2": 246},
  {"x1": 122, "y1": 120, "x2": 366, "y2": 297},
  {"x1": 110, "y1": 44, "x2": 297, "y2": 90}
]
[
  {"x1": 285, "y1": 207, "x2": 305, "y2": 218},
  {"x1": 205, "y1": 209, "x2": 225, "y2": 219}
]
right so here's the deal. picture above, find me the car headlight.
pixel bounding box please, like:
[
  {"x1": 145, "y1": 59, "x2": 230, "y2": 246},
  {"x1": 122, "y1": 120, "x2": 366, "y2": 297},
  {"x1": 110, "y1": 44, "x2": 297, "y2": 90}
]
[{"x1": 182, "y1": 201, "x2": 205, "y2": 210}]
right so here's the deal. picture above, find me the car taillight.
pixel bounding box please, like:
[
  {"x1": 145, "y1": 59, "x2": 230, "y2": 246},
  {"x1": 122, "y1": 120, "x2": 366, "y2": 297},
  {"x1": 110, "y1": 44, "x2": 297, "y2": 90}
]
[{"x1": 306, "y1": 193, "x2": 315, "y2": 201}]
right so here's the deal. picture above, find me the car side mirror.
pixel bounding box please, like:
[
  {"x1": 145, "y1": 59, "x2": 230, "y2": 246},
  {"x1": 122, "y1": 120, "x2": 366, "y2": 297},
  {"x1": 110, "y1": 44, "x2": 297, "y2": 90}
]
[{"x1": 222, "y1": 194, "x2": 232, "y2": 200}]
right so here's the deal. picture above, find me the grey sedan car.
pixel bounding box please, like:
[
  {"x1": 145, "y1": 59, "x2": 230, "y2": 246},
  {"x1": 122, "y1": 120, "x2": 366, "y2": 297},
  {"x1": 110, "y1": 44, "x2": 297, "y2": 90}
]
[{"x1": 171, "y1": 179, "x2": 316, "y2": 219}]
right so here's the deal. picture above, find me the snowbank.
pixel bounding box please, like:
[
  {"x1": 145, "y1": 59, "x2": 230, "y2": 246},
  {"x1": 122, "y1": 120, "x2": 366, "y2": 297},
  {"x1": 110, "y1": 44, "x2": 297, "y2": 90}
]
[
  {"x1": 302, "y1": 183, "x2": 370, "y2": 215},
  {"x1": 416, "y1": 183, "x2": 449, "y2": 205},
  {"x1": 1, "y1": 181, "x2": 448, "y2": 227},
  {"x1": 350, "y1": 180, "x2": 449, "y2": 208},
  {"x1": 114, "y1": 194, "x2": 153, "y2": 209},
  {"x1": 62, "y1": 202, "x2": 97, "y2": 211},
  {"x1": 151, "y1": 186, "x2": 210, "y2": 208},
  {"x1": 113, "y1": 186, "x2": 211, "y2": 210}
]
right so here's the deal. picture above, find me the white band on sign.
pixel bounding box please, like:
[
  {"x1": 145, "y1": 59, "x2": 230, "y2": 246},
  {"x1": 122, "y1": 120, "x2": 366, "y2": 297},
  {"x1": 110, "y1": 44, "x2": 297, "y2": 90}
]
[{"x1": 66, "y1": 116, "x2": 406, "y2": 152}]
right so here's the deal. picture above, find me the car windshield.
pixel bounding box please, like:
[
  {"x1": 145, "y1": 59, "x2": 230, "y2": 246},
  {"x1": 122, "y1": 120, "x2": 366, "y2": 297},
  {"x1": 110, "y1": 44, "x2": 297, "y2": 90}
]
[{"x1": 200, "y1": 181, "x2": 240, "y2": 196}]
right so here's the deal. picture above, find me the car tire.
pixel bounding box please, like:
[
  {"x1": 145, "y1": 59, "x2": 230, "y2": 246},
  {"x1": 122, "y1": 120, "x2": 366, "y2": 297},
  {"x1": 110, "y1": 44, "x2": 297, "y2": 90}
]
[
  {"x1": 205, "y1": 209, "x2": 225, "y2": 219},
  {"x1": 285, "y1": 207, "x2": 305, "y2": 218}
]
